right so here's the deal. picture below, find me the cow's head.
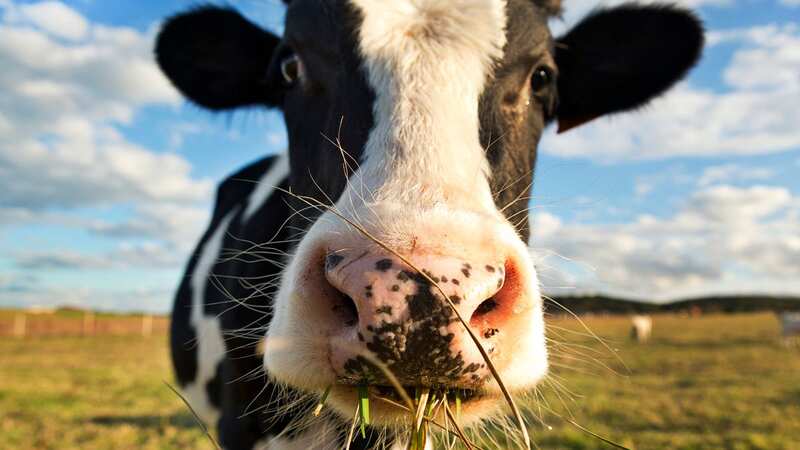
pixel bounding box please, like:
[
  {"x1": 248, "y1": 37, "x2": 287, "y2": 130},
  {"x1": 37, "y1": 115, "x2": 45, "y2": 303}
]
[{"x1": 157, "y1": 0, "x2": 702, "y2": 430}]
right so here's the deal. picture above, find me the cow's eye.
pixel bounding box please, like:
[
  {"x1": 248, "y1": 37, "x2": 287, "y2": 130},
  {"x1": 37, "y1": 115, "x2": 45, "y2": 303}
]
[
  {"x1": 280, "y1": 53, "x2": 303, "y2": 86},
  {"x1": 531, "y1": 66, "x2": 553, "y2": 93}
]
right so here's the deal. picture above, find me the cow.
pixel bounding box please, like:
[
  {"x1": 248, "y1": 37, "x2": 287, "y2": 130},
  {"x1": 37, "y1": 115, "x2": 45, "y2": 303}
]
[
  {"x1": 155, "y1": 1, "x2": 703, "y2": 448},
  {"x1": 630, "y1": 315, "x2": 653, "y2": 343},
  {"x1": 778, "y1": 312, "x2": 800, "y2": 347}
]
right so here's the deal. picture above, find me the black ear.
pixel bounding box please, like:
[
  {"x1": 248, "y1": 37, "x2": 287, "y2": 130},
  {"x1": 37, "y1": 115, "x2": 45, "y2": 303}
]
[
  {"x1": 155, "y1": 6, "x2": 282, "y2": 110},
  {"x1": 555, "y1": 4, "x2": 704, "y2": 132}
]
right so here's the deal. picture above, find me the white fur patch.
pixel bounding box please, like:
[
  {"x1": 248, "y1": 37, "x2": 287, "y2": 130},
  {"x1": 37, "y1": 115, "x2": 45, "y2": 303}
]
[
  {"x1": 243, "y1": 153, "x2": 290, "y2": 223},
  {"x1": 347, "y1": 0, "x2": 507, "y2": 212},
  {"x1": 181, "y1": 316, "x2": 225, "y2": 425},
  {"x1": 183, "y1": 208, "x2": 239, "y2": 426}
]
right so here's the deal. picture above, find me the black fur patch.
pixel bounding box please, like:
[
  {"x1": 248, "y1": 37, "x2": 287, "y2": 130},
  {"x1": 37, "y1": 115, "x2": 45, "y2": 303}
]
[
  {"x1": 555, "y1": 4, "x2": 704, "y2": 121},
  {"x1": 206, "y1": 361, "x2": 224, "y2": 409},
  {"x1": 155, "y1": 6, "x2": 282, "y2": 109}
]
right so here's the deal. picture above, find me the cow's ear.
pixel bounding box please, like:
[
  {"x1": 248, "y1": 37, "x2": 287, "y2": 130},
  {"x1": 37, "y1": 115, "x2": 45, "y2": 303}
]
[
  {"x1": 155, "y1": 6, "x2": 282, "y2": 110},
  {"x1": 554, "y1": 4, "x2": 704, "y2": 133}
]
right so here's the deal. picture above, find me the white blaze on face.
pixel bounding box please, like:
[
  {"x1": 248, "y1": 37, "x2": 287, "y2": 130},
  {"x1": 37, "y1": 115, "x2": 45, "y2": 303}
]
[{"x1": 348, "y1": 0, "x2": 507, "y2": 212}]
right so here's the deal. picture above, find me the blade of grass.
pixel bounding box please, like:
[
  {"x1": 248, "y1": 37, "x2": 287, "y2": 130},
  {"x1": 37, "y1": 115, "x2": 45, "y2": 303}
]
[
  {"x1": 373, "y1": 395, "x2": 485, "y2": 450},
  {"x1": 313, "y1": 385, "x2": 332, "y2": 417},
  {"x1": 455, "y1": 390, "x2": 462, "y2": 420},
  {"x1": 349, "y1": 350, "x2": 414, "y2": 411},
  {"x1": 358, "y1": 385, "x2": 370, "y2": 438},
  {"x1": 426, "y1": 392, "x2": 438, "y2": 416},
  {"x1": 163, "y1": 381, "x2": 222, "y2": 450}
]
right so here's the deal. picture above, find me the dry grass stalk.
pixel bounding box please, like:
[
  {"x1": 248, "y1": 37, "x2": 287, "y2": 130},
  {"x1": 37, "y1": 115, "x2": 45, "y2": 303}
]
[
  {"x1": 443, "y1": 399, "x2": 476, "y2": 450},
  {"x1": 163, "y1": 380, "x2": 222, "y2": 450},
  {"x1": 344, "y1": 403, "x2": 360, "y2": 450},
  {"x1": 561, "y1": 417, "x2": 631, "y2": 450}
]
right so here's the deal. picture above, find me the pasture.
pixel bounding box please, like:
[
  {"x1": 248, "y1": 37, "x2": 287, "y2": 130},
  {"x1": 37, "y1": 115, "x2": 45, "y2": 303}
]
[{"x1": 1, "y1": 312, "x2": 797, "y2": 449}]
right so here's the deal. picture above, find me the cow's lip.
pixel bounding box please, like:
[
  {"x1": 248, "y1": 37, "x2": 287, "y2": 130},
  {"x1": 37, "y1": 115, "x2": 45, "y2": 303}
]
[
  {"x1": 325, "y1": 383, "x2": 504, "y2": 427},
  {"x1": 339, "y1": 384, "x2": 487, "y2": 406}
]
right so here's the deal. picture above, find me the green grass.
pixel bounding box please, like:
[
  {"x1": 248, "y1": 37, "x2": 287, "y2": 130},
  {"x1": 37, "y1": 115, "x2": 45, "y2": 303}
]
[
  {"x1": 1, "y1": 313, "x2": 797, "y2": 449},
  {"x1": 533, "y1": 313, "x2": 800, "y2": 450},
  {"x1": 0, "y1": 335, "x2": 208, "y2": 450}
]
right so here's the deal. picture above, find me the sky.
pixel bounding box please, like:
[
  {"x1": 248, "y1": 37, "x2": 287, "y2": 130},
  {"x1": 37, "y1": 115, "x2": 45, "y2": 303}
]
[{"x1": 0, "y1": 0, "x2": 798, "y2": 312}]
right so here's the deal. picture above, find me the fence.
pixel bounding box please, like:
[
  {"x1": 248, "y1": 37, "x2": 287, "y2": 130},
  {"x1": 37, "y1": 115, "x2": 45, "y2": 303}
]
[{"x1": 0, "y1": 312, "x2": 169, "y2": 338}]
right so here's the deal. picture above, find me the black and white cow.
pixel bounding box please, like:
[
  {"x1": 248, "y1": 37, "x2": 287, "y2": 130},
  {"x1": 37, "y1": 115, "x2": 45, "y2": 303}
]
[{"x1": 156, "y1": 1, "x2": 703, "y2": 448}]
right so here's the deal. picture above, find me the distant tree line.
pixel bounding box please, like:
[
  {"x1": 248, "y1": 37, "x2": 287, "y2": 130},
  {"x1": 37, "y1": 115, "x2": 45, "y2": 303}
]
[{"x1": 545, "y1": 295, "x2": 800, "y2": 315}]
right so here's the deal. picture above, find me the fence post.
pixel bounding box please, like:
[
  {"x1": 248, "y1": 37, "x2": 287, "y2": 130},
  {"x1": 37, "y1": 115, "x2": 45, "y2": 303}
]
[
  {"x1": 141, "y1": 314, "x2": 153, "y2": 337},
  {"x1": 13, "y1": 313, "x2": 26, "y2": 338},
  {"x1": 83, "y1": 311, "x2": 95, "y2": 337}
]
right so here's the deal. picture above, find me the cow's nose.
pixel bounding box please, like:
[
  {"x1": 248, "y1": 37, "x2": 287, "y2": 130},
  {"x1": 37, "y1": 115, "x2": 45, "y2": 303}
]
[{"x1": 323, "y1": 251, "x2": 519, "y2": 386}]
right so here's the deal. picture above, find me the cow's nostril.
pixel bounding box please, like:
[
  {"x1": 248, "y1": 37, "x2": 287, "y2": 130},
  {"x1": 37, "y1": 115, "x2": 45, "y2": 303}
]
[
  {"x1": 333, "y1": 292, "x2": 359, "y2": 327},
  {"x1": 470, "y1": 297, "x2": 499, "y2": 323}
]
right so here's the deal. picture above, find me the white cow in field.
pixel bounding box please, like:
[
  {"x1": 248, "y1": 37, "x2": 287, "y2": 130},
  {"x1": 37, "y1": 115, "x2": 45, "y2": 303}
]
[
  {"x1": 778, "y1": 312, "x2": 800, "y2": 346},
  {"x1": 630, "y1": 315, "x2": 653, "y2": 343}
]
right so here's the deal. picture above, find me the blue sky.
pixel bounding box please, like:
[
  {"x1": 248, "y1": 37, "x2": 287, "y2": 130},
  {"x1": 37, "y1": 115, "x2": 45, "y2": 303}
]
[{"x1": 0, "y1": 0, "x2": 798, "y2": 312}]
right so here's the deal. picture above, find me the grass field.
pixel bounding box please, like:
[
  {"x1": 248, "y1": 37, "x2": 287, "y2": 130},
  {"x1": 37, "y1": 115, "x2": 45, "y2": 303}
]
[{"x1": 1, "y1": 312, "x2": 797, "y2": 449}]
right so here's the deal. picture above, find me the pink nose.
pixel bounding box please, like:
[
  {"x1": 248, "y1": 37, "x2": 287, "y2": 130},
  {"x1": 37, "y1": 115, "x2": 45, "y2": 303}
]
[{"x1": 323, "y1": 251, "x2": 519, "y2": 387}]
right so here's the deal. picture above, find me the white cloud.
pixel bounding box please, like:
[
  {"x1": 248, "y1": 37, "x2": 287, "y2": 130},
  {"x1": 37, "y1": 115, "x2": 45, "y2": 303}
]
[
  {"x1": 90, "y1": 203, "x2": 208, "y2": 253},
  {"x1": 543, "y1": 23, "x2": 800, "y2": 160},
  {"x1": 0, "y1": 1, "x2": 212, "y2": 215},
  {"x1": 719, "y1": 24, "x2": 800, "y2": 90},
  {"x1": 533, "y1": 185, "x2": 800, "y2": 300},
  {"x1": 0, "y1": 1, "x2": 202, "y2": 213},
  {"x1": 633, "y1": 165, "x2": 694, "y2": 199},
  {"x1": 1, "y1": 120, "x2": 212, "y2": 209},
  {"x1": 15, "y1": 241, "x2": 185, "y2": 270},
  {"x1": 697, "y1": 163, "x2": 773, "y2": 186},
  {"x1": 15, "y1": 250, "x2": 112, "y2": 270},
  {"x1": 684, "y1": 184, "x2": 791, "y2": 222},
  {"x1": 16, "y1": 1, "x2": 88, "y2": 41},
  {"x1": 0, "y1": 273, "x2": 38, "y2": 293},
  {"x1": 0, "y1": 1, "x2": 214, "y2": 309}
]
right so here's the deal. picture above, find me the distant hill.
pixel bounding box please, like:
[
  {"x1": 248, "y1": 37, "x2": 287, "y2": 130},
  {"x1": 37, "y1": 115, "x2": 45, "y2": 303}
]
[{"x1": 545, "y1": 295, "x2": 800, "y2": 315}]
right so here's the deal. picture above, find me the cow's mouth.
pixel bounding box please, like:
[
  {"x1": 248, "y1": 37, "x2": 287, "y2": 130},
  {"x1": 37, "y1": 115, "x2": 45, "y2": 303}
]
[
  {"x1": 368, "y1": 385, "x2": 484, "y2": 405},
  {"x1": 326, "y1": 383, "x2": 494, "y2": 425},
  {"x1": 325, "y1": 382, "x2": 502, "y2": 428}
]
